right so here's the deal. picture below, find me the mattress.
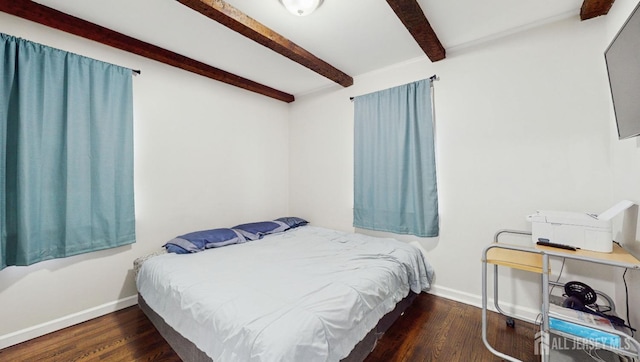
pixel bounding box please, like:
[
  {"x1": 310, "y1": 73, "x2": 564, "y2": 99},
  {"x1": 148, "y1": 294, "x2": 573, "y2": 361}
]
[{"x1": 136, "y1": 226, "x2": 434, "y2": 361}]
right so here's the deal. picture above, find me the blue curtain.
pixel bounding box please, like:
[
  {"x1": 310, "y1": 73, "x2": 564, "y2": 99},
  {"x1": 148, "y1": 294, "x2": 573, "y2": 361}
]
[
  {"x1": 353, "y1": 79, "x2": 439, "y2": 237},
  {"x1": 0, "y1": 33, "x2": 135, "y2": 269}
]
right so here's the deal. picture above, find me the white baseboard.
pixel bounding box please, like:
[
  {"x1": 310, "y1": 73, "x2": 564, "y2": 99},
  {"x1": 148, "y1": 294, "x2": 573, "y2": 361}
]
[
  {"x1": 428, "y1": 284, "x2": 541, "y2": 324},
  {"x1": 0, "y1": 295, "x2": 138, "y2": 350}
]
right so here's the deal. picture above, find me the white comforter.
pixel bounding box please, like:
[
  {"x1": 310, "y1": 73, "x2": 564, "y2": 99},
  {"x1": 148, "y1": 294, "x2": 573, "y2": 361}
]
[{"x1": 137, "y1": 226, "x2": 434, "y2": 362}]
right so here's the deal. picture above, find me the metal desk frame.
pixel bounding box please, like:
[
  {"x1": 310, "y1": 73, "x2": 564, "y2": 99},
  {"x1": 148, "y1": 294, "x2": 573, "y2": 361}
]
[{"x1": 481, "y1": 229, "x2": 640, "y2": 362}]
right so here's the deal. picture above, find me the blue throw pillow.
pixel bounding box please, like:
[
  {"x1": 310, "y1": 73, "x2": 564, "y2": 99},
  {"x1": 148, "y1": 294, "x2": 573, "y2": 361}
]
[
  {"x1": 232, "y1": 221, "x2": 289, "y2": 241},
  {"x1": 181, "y1": 228, "x2": 245, "y2": 248},
  {"x1": 164, "y1": 228, "x2": 246, "y2": 254},
  {"x1": 164, "y1": 242, "x2": 190, "y2": 254},
  {"x1": 275, "y1": 217, "x2": 309, "y2": 229}
]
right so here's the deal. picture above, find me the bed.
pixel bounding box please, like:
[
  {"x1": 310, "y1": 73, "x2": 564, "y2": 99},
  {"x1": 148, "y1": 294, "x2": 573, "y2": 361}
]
[{"x1": 135, "y1": 221, "x2": 434, "y2": 362}]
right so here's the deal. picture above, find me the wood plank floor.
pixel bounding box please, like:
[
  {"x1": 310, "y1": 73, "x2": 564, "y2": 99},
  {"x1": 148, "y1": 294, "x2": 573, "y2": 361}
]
[{"x1": 0, "y1": 293, "x2": 538, "y2": 361}]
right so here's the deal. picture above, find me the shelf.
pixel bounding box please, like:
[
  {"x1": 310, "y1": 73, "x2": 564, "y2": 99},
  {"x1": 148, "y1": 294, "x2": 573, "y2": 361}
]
[
  {"x1": 482, "y1": 232, "x2": 640, "y2": 362},
  {"x1": 485, "y1": 242, "x2": 640, "y2": 273},
  {"x1": 534, "y1": 243, "x2": 640, "y2": 269},
  {"x1": 485, "y1": 247, "x2": 546, "y2": 273}
]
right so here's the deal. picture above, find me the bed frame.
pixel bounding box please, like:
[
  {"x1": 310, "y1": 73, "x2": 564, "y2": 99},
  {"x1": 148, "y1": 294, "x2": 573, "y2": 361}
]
[{"x1": 138, "y1": 292, "x2": 417, "y2": 362}]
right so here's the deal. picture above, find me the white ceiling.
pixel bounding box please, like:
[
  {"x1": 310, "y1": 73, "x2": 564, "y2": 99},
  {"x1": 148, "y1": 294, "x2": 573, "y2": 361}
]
[{"x1": 32, "y1": 0, "x2": 584, "y2": 98}]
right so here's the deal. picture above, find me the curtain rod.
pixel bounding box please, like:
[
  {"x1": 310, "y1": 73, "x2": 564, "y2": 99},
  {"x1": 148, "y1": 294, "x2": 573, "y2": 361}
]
[
  {"x1": 349, "y1": 74, "x2": 438, "y2": 101},
  {"x1": 132, "y1": 69, "x2": 141, "y2": 75}
]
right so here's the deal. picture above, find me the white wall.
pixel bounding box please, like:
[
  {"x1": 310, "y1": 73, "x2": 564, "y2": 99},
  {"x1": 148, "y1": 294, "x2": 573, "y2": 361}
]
[
  {"x1": 290, "y1": 13, "x2": 622, "y2": 318},
  {"x1": 0, "y1": 13, "x2": 290, "y2": 347}
]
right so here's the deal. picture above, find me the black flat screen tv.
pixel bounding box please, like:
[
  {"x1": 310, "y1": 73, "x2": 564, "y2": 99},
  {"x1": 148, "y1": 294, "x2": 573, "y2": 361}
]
[{"x1": 605, "y1": 1, "x2": 640, "y2": 140}]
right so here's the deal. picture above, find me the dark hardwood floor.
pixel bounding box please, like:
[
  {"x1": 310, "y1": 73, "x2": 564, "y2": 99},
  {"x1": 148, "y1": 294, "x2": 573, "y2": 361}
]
[
  {"x1": 365, "y1": 293, "x2": 537, "y2": 362},
  {"x1": 0, "y1": 293, "x2": 537, "y2": 361}
]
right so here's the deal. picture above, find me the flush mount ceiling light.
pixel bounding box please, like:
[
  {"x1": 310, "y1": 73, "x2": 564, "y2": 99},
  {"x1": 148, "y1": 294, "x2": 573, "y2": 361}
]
[{"x1": 279, "y1": 0, "x2": 324, "y2": 16}]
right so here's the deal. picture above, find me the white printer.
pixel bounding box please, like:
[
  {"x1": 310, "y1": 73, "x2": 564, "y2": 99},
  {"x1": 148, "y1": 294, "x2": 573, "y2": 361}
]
[{"x1": 527, "y1": 201, "x2": 636, "y2": 253}]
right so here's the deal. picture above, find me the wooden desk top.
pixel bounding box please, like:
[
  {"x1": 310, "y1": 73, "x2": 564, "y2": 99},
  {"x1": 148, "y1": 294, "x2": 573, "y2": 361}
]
[
  {"x1": 486, "y1": 247, "x2": 545, "y2": 273},
  {"x1": 485, "y1": 243, "x2": 640, "y2": 273}
]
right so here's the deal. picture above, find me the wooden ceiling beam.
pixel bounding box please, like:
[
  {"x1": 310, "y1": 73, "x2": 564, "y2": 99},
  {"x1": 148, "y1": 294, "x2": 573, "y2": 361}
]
[
  {"x1": 177, "y1": 0, "x2": 353, "y2": 87},
  {"x1": 0, "y1": 0, "x2": 294, "y2": 103},
  {"x1": 580, "y1": 0, "x2": 616, "y2": 20},
  {"x1": 386, "y1": 0, "x2": 445, "y2": 62}
]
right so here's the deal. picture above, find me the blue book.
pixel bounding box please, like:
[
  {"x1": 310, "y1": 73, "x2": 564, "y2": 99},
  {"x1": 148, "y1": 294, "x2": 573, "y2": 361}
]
[{"x1": 549, "y1": 317, "x2": 620, "y2": 348}]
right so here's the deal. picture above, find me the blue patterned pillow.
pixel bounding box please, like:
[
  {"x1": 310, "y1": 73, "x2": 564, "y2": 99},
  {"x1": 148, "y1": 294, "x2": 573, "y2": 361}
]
[
  {"x1": 232, "y1": 221, "x2": 289, "y2": 241},
  {"x1": 275, "y1": 217, "x2": 309, "y2": 229},
  {"x1": 164, "y1": 228, "x2": 246, "y2": 254},
  {"x1": 164, "y1": 243, "x2": 190, "y2": 254}
]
